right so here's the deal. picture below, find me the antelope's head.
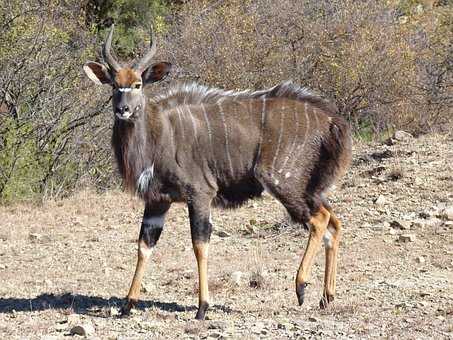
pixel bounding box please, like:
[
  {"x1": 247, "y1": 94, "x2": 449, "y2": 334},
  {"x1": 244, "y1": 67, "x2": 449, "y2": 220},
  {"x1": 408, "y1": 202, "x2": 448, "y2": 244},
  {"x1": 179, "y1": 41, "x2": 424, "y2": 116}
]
[{"x1": 83, "y1": 25, "x2": 171, "y2": 122}]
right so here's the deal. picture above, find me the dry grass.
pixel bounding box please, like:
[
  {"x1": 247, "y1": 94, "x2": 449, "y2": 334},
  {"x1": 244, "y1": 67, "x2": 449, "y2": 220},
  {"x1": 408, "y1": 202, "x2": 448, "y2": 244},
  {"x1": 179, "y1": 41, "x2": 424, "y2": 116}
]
[{"x1": 0, "y1": 134, "x2": 452, "y2": 338}]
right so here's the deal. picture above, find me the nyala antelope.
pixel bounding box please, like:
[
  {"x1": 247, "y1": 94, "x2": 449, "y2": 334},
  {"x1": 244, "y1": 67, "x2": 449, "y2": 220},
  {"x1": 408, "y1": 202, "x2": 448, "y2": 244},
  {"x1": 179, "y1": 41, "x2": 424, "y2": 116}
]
[{"x1": 83, "y1": 25, "x2": 352, "y2": 320}]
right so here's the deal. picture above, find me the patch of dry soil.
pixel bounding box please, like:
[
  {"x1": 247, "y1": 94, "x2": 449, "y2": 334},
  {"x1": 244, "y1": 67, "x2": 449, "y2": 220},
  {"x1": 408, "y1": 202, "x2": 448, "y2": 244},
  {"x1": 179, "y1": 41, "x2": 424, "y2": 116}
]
[{"x1": 0, "y1": 133, "x2": 452, "y2": 339}]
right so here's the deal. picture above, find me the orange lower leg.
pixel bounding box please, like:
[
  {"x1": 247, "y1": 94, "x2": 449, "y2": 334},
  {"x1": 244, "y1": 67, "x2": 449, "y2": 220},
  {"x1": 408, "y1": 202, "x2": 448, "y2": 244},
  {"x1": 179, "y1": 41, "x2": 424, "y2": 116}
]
[
  {"x1": 121, "y1": 241, "x2": 152, "y2": 315},
  {"x1": 193, "y1": 241, "x2": 210, "y2": 320},
  {"x1": 295, "y1": 205, "x2": 330, "y2": 305},
  {"x1": 321, "y1": 212, "x2": 341, "y2": 308}
]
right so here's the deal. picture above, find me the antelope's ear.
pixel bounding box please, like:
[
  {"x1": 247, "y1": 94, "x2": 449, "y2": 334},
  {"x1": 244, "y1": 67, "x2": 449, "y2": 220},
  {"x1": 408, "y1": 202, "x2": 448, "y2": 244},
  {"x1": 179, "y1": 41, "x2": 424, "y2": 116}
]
[
  {"x1": 83, "y1": 61, "x2": 112, "y2": 85},
  {"x1": 142, "y1": 62, "x2": 172, "y2": 85}
]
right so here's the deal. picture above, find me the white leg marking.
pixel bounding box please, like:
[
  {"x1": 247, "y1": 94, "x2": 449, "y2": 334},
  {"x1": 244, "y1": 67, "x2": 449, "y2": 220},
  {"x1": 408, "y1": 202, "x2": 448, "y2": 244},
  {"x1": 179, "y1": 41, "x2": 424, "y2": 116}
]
[
  {"x1": 142, "y1": 214, "x2": 165, "y2": 228},
  {"x1": 323, "y1": 226, "x2": 336, "y2": 248},
  {"x1": 139, "y1": 240, "x2": 153, "y2": 258},
  {"x1": 139, "y1": 212, "x2": 166, "y2": 259},
  {"x1": 285, "y1": 172, "x2": 291, "y2": 179},
  {"x1": 218, "y1": 101, "x2": 234, "y2": 176}
]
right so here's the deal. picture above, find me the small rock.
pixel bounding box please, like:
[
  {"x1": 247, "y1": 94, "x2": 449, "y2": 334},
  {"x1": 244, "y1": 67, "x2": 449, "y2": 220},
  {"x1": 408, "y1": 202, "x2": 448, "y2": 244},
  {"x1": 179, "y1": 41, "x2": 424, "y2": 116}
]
[
  {"x1": 251, "y1": 321, "x2": 265, "y2": 332},
  {"x1": 388, "y1": 228, "x2": 397, "y2": 235},
  {"x1": 308, "y1": 316, "x2": 319, "y2": 322},
  {"x1": 55, "y1": 323, "x2": 67, "y2": 332},
  {"x1": 416, "y1": 256, "x2": 425, "y2": 264},
  {"x1": 66, "y1": 314, "x2": 80, "y2": 324},
  {"x1": 374, "y1": 195, "x2": 386, "y2": 206},
  {"x1": 207, "y1": 331, "x2": 225, "y2": 339},
  {"x1": 418, "y1": 211, "x2": 431, "y2": 219},
  {"x1": 393, "y1": 130, "x2": 413, "y2": 141},
  {"x1": 230, "y1": 271, "x2": 244, "y2": 285},
  {"x1": 208, "y1": 320, "x2": 230, "y2": 330},
  {"x1": 414, "y1": 177, "x2": 424, "y2": 186},
  {"x1": 441, "y1": 207, "x2": 453, "y2": 221},
  {"x1": 371, "y1": 224, "x2": 385, "y2": 231},
  {"x1": 109, "y1": 307, "x2": 120, "y2": 317},
  {"x1": 425, "y1": 218, "x2": 442, "y2": 227},
  {"x1": 70, "y1": 324, "x2": 95, "y2": 337},
  {"x1": 411, "y1": 219, "x2": 425, "y2": 228},
  {"x1": 390, "y1": 220, "x2": 411, "y2": 230},
  {"x1": 182, "y1": 269, "x2": 193, "y2": 279},
  {"x1": 29, "y1": 233, "x2": 42, "y2": 241},
  {"x1": 0, "y1": 264, "x2": 7, "y2": 269},
  {"x1": 277, "y1": 322, "x2": 293, "y2": 330},
  {"x1": 141, "y1": 282, "x2": 152, "y2": 293},
  {"x1": 444, "y1": 221, "x2": 453, "y2": 228},
  {"x1": 399, "y1": 234, "x2": 416, "y2": 243},
  {"x1": 215, "y1": 230, "x2": 231, "y2": 238}
]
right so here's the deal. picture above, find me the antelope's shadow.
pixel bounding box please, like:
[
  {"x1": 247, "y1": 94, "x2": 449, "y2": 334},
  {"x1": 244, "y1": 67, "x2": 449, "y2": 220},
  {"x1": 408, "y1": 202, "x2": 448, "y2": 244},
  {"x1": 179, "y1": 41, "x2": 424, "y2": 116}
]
[{"x1": 0, "y1": 293, "x2": 233, "y2": 316}]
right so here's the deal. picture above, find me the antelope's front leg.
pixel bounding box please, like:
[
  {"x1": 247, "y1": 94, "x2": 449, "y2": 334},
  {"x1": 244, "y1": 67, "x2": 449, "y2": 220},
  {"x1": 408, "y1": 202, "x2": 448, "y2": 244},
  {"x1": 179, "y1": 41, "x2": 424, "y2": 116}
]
[
  {"x1": 120, "y1": 202, "x2": 170, "y2": 316},
  {"x1": 188, "y1": 195, "x2": 213, "y2": 320}
]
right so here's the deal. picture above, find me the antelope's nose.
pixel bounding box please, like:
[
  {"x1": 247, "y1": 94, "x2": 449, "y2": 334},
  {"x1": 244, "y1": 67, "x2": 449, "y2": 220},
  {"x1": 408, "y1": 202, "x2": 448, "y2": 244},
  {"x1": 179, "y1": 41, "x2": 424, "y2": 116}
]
[{"x1": 117, "y1": 105, "x2": 130, "y2": 115}]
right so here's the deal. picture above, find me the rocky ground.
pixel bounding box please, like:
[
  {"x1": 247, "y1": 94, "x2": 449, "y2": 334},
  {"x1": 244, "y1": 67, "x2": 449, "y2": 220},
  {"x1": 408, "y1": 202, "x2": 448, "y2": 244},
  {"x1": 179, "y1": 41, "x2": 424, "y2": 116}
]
[{"x1": 0, "y1": 132, "x2": 452, "y2": 339}]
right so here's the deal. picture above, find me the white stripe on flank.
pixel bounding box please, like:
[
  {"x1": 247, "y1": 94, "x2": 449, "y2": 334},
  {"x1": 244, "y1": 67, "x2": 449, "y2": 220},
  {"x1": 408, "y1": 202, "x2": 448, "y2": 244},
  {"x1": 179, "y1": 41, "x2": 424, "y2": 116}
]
[
  {"x1": 232, "y1": 101, "x2": 245, "y2": 170},
  {"x1": 175, "y1": 107, "x2": 185, "y2": 138},
  {"x1": 313, "y1": 107, "x2": 319, "y2": 131},
  {"x1": 201, "y1": 104, "x2": 212, "y2": 142},
  {"x1": 185, "y1": 106, "x2": 198, "y2": 143},
  {"x1": 280, "y1": 104, "x2": 300, "y2": 172},
  {"x1": 257, "y1": 97, "x2": 267, "y2": 161},
  {"x1": 201, "y1": 104, "x2": 217, "y2": 171},
  {"x1": 289, "y1": 102, "x2": 309, "y2": 170},
  {"x1": 271, "y1": 108, "x2": 285, "y2": 171},
  {"x1": 218, "y1": 101, "x2": 234, "y2": 176}
]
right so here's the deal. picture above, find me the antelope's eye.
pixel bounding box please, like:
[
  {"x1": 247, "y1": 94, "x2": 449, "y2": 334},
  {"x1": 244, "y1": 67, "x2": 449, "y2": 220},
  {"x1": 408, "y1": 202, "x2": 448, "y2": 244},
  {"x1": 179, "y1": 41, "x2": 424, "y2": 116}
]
[{"x1": 134, "y1": 83, "x2": 142, "y2": 89}]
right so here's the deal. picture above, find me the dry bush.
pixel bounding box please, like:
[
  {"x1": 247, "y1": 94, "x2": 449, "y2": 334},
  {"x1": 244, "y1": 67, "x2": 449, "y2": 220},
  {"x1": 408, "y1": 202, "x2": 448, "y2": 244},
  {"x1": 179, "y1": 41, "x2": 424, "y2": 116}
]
[
  {"x1": 0, "y1": 1, "x2": 115, "y2": 203},
  {"x1": 164, "y1": 0, "x2": 452, "y2": 136}
]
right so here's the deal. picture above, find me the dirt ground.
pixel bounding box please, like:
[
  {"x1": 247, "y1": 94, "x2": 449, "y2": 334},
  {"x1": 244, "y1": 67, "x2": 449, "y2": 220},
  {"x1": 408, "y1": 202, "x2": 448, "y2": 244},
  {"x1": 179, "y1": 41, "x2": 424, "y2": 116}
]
[{"x1": 0, "y1": 132, "x2": 452, "y2": 339}]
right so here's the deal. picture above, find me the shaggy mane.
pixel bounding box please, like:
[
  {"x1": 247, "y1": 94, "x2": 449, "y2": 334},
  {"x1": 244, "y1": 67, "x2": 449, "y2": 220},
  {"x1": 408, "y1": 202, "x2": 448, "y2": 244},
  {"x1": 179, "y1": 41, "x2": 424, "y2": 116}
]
[{"x1": 150, "y1": 81, "x2": 337, "y2": 114}]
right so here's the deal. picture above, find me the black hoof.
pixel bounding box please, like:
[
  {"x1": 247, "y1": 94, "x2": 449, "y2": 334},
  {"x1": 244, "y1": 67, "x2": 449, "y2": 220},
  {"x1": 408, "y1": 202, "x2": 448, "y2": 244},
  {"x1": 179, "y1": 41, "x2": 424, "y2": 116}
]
[
  {"x1": 120, "y1": 299, "x2": 136, "y2": 317},
  {"x1": 195, "y1": 301, "x2": 209, "y2": 320},
  {"x1": 319, "y1": 294, "x2": 334, "y2": 309},
  {"x1": 296, "y1": 282, "x2": 308, "y2": 306}
]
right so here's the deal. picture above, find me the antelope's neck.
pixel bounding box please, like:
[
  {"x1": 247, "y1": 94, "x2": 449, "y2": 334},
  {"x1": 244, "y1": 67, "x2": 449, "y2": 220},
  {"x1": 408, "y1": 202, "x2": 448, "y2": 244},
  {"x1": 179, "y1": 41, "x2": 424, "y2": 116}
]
[{"x1": 112, "y1": 112, "x2": 159, "y2": 192}]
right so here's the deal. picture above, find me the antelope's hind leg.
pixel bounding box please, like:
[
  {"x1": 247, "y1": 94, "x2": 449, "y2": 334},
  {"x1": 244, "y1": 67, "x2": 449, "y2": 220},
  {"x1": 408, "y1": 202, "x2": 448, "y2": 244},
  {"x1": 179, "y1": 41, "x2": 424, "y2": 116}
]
[
  {"x1": 120, "y1": 202, "x2": 170, "y2": 316},
  {"x1": 320, "y1": 207, "x2": 342, "y2": 309},
  {"x1": 295, "y1": 205, "x2": 330, "y2": 306}
]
